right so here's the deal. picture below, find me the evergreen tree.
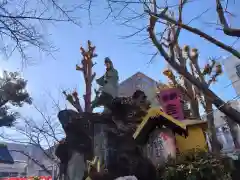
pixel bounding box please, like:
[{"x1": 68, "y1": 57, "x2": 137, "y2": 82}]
[{"x1": 0, "y1": 70, "x2": 31, "y2": 127}]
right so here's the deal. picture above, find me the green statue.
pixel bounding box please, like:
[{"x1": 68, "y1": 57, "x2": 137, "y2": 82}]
[{"x1": 91, "y1": 57, "x2": 119, "y2": 110}]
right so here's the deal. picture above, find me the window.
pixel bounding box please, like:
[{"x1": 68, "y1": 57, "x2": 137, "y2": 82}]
[
  {"x1": 0, "y1": 172, "x2": 19, "y2": 177},
  {"x1": 9, "y1": 172, "x2": 19, "y2": 177},
  {"x1": 236, "y1": 64, "x2": 240, "y2": 77},
  {"x1": 20, "y1": 172, "x2": 27, "y2": 177},
  {"x1": 135, "y1": 84, "x2": 142, "y2": 89}
]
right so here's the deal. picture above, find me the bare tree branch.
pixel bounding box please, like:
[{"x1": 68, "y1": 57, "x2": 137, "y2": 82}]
[
  {"x1": 9, "y1": 149, "x2": 52, "y2": 175},
  {"x1": 147, "y1": 10, "x2": 240, "y2": 59},
  {"x1": 0, "y1": 0, "x2": 83, "y2": 63},
  {"x1": 147, "y1": 7, "x2": 240, "y2": 124},
  {"x1": 216, "y1": 0, "x2": 240, "y2": 37}
]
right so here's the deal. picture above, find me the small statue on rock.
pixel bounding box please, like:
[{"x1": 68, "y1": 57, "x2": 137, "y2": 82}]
[{"x1": 91, "y1": 57, "x2": 119, "y2": 110}]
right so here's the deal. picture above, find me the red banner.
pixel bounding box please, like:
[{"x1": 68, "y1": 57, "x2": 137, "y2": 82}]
[{"x1": 0, "y1": 176, "x2": 52, "y2": 180}]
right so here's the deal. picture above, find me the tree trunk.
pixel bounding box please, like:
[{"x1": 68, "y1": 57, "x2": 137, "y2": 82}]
[
  {"x1": 189, "y1": 98, "x2": 200, "y2": 119},
  {"x1": 182, "y1": 70, "x2": 200, "y2": 119},
  {"x1": 85, "y1": 62, "x2": 92, "y2": 113},
  {"x1": 226, "y1": 116, "x2": 240, "y2": 149},
  {"x1": 205, "y1": 100, "x2": 221, "y2": 153}
]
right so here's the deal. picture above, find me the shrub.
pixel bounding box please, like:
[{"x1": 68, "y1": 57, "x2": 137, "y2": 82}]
[{"x1": 158, "y1": 149, "x2": 233, "y2": 180}]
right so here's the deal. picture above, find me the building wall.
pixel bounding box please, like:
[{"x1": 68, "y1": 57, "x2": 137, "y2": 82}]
[
  {"x1": 118, "y1": 72, "x2": 164, "y2": 107},
  {"x1": 118, "y1": 72, "x2": 157, "y2": 96},
  {"x1": 216, "y1": 55, "x2": 240, "y2": 150},
  {"x1": 202, "y1": 100, "x2": 240, "y2": 151},
  {"x1": 223, "y1": 55, "x2": 240, "y2": 95},
  {"x1": 0, "y1": 143, "x2": 56, "y2": 177}
]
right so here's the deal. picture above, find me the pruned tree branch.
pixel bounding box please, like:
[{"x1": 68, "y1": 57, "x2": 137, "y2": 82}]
[
  {"x1": 63, "y1": 90, "x2": 83, "y2": 113},
  {"x1": 63, "y1": 41, "x2": 97, "y2": 113},
  {"x1": 162, "y1": 68, "x2": 192, "y2": 100}
]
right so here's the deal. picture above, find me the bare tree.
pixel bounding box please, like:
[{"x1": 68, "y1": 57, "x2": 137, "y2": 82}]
[
  {"x1": 63, "y1": 40, "x2": 97, "y2": 113},
  {"x1": 0, "y1": 102, "x2": 63, "y2": 177},
  {"x1": 94, "y1": 0, "x2": 240, "y2": 124},
  {"x1": 0, "y1": 0, "x2": 86, "y2": 62},
  {"x1": 60, "y1": 40, "x2": 97, "y2": 180},
  {"x1": 145, "y1": 1, "x2": 240, "y2": 124},
  {"x1": 161, "y1": 45, "x2": 226, "y2": 152}
]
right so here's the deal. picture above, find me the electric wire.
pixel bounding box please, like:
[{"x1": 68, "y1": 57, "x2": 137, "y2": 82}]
[{"x1": 201, "y1": 94, "x2": 240, "y2": 119}]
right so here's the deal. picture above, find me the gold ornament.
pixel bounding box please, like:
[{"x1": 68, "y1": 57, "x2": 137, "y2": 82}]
[
  {"x1": 87, "y1": 156, "x2": 100, "y2": 173},
  {"x1": 163, "y1": 69, "x2": 173, "y2": 78}
]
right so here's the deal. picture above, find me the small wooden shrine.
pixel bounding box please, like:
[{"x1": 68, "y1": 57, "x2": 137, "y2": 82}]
[
  {"x1": 156, "y1": 86, "x2": 209, "y2": 152},
  {"x1": 133, "y1": 107, "x2": 187, "y2": 166},
  {"x1": 133, "y1": 108, "x2": 188, "y2": 144},
  {"x1": 132, "y1": 86, "x2": 209, "y2": 166}
]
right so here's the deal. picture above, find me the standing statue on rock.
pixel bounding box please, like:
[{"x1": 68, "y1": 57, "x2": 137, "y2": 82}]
[{"x1": 91, "y1": 57, "x2": 119, "y2": 110}]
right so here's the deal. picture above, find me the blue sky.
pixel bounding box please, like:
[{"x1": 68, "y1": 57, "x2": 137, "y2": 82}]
[{"x1": 0, "y1": 0, "x2": 239, "y2": 141}]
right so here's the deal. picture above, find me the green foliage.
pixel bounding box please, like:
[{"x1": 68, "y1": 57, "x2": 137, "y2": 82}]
[
  {"x1": 158, "y1": 149, "x2": 233, "y2": 180},
  {"x1": 33, "y1": 176, "x2": 40, "y2": 180},
  {"x1": 0, "y1": 70, "x2": 31, "y2": 127}
]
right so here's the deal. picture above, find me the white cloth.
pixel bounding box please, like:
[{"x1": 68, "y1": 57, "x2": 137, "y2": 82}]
[{"x1": 115, "y1": 176, "x2": 138, "y2": 180}]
